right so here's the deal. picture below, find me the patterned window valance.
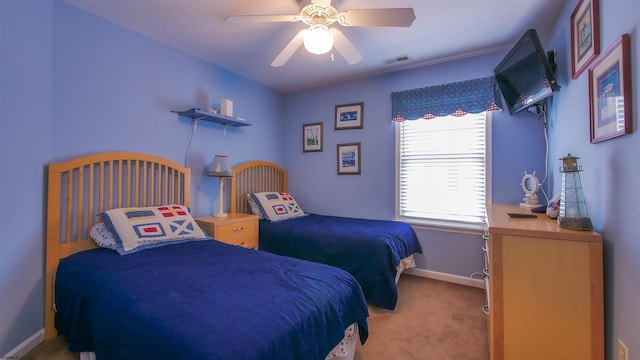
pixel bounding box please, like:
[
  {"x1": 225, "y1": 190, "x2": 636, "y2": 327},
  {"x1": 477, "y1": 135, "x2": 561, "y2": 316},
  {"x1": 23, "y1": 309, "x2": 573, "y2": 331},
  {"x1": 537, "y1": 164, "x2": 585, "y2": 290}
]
[{"x1": 391, "y1": 76, "x2": 502, "y2": 121}]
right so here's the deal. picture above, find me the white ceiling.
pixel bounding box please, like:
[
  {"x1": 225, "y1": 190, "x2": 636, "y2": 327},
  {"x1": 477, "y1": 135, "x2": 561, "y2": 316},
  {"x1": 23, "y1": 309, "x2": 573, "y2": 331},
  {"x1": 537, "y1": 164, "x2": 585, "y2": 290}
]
[{"x1": 60, "y1": 0, "x2": 568, "y2": 93}]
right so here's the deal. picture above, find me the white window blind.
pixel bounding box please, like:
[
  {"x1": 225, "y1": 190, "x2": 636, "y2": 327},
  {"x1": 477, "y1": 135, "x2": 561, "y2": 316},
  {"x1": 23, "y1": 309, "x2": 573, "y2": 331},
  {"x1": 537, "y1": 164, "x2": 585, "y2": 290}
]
[{"x1": 397, "y1": 112, "x2": 489, "y2": 226}]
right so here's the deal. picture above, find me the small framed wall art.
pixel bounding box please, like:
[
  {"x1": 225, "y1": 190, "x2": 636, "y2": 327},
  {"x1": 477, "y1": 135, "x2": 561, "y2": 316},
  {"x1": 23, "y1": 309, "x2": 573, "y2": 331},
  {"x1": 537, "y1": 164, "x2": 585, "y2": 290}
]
[
  {"x1": 302, "y1": 122, "x2": 323, "y2": 152},
  {"x1": 571, "y1": 0, "x2": 600, "y2": 79},
  {"x1": 337, "y1": 143, "x2": 361, "y2": 175},
  {"x1": 335, "y1": 102, "x2": 364, "y2": 130},
  {"x1": 589, "y1": 34, "x2": 632, "y2": 143}
]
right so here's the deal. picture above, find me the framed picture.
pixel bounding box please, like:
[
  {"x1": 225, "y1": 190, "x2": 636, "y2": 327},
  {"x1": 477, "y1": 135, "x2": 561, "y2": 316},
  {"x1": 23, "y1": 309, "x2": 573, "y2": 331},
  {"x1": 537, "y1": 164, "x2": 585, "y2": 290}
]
[
  {"x1": 302, "y1": 122, "x2": 323, "y2": 152},
  {"x1": 337, "y1": 143, "x2": 361, "y2": 175},
  {"x1": 335, "y1": 102, "x2": 364, "y2": 130},
  {"x1": 589, "y1": 34, "x2": 632, "y2": 144},
  {"x1": 571, "y1": 0, "x2": 600, "y2": 79}
]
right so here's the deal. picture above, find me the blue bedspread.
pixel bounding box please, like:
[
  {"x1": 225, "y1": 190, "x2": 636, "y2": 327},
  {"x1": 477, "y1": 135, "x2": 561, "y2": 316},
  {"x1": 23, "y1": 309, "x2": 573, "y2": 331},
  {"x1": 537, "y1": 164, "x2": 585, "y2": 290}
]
[
  {"x1": 55, "y1": 240, "x2": 369, "y2": 360},
  {"x1": 258, "y1": 214, "x2": 422, "y2": 310}
]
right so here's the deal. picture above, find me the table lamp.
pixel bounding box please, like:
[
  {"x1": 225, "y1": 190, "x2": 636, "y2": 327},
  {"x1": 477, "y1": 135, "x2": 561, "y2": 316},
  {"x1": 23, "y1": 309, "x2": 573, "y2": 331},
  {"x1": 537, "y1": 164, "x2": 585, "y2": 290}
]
[{"x1": 208, "y1": 155, "x2": 232, "y2": 217}]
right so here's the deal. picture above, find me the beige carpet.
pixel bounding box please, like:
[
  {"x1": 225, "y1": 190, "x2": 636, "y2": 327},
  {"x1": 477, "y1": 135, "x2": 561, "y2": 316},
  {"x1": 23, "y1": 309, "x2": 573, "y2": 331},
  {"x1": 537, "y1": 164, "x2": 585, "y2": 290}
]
[
  {"x1": 356, "y1": 275, "x2": 488, "y2": 360},
  {"x1": 23, "y1": 275, "x2": 488, "y2": 360}
]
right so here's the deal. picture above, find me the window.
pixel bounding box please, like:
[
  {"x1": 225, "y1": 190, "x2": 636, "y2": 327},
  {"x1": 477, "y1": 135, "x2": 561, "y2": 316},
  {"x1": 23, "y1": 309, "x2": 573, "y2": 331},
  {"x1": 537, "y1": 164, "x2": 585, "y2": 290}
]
[{"x1": 395, "y1": 112, "x2": 491, "y2": 231}]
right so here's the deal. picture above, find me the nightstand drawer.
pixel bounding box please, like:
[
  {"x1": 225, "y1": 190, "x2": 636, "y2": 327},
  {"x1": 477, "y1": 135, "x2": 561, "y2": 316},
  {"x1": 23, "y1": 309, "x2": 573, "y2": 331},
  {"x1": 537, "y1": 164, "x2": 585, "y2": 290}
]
[
  {"x1": 221, "y1": 233, "x2": 257, "y2": 249},
  {"x1": 195, "y1": 213, "x2": 259, "y2": 250},
  {"x1": 216, "y1": 221, "x2": 256, "y2": 239}
]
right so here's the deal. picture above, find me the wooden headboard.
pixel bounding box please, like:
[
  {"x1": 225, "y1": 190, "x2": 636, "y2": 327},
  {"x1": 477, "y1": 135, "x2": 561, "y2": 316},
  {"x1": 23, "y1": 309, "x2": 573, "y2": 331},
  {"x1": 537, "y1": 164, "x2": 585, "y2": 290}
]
[
  {"x1": 45, "y1": 152, "x2": 191, "y2": 339},
  {"x1": 230, "y1": 161, "x2": 287, "y2": 214}
]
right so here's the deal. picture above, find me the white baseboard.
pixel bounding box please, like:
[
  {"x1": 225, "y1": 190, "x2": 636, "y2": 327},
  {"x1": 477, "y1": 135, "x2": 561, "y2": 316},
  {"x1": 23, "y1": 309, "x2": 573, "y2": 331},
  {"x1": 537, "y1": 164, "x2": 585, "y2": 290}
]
[
  {"x1": 405, "y1": 268, "x2": 485, "y2": 289},
  {"x1": 3, "y1": 329, "x2": 44, "y2": 359}
]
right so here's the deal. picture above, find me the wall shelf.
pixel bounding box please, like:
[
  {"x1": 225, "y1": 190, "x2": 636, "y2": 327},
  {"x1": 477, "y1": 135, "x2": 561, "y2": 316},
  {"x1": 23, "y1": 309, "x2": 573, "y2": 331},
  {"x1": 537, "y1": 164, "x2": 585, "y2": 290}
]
[{"x1": 173, "y1": 108, "x2": 251, "y2": 127}]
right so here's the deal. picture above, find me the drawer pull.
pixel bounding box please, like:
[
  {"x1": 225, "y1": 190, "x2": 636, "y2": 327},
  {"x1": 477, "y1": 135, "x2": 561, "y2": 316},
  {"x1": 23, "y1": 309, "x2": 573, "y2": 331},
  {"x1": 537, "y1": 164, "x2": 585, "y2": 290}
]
[
  {"x1": 482, "y1": 304, "x2": 490, "y2": 316},
  {"x1": 232, "y1": 227, "x2": 244, "y2": 232}
]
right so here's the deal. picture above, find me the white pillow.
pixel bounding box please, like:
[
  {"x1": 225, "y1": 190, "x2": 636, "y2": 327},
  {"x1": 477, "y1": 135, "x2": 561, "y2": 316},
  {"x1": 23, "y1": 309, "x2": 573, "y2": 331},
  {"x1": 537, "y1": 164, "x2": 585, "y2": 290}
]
[{"x1": 89, "y1": 222, "x2": 117, "y2": 250}]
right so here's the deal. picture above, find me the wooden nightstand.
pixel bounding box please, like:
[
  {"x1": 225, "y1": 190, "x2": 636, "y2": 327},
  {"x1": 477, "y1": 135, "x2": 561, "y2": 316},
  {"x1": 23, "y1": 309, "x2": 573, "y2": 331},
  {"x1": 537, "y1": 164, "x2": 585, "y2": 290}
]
[{"x1": 195, "y1": 213, "x2": 259, "y2": 250}]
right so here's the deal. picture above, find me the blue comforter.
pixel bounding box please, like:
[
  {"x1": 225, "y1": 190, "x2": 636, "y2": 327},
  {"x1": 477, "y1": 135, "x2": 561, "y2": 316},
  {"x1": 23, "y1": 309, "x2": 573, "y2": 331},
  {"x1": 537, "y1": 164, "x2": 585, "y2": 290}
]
[
  {"x1": 258, "y1": 214, "x2": 422, "y2": 310},
  {"x1": 55, "y1": 240, "x2": 369, "y2": 360}
]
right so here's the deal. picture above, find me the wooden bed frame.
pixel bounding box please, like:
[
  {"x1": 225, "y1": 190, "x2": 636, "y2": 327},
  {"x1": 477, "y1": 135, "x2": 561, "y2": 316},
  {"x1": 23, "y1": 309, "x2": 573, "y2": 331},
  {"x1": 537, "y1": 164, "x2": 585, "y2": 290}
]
[
  {"x1": 45, "y1": 152, "x2": 191, "y2": 339},
  {"x1": 230, "y1": 161, "x2": 287, "y2": 214}
]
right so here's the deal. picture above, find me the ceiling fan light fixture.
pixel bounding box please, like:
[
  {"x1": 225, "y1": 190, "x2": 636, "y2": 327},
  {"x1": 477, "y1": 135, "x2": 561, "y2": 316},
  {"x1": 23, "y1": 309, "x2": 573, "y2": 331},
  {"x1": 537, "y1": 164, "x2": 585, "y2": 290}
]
[{"x1": 303, "y1": 24, "x2": 334, "y2": 54}]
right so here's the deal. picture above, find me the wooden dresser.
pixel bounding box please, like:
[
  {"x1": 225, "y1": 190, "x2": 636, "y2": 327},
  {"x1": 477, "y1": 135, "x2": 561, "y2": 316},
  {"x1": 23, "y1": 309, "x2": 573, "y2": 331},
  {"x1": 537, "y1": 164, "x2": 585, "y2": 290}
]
[
  {"x1": 195, "y1": 213, "x2": 259, "y2": 250},
  {"x1": 485, "y1": 204, "x2": 604, "y2": 360}
]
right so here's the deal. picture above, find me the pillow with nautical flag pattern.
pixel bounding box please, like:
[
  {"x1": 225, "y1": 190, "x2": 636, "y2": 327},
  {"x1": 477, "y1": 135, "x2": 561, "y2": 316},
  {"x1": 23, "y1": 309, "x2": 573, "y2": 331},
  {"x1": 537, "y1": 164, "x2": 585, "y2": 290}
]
[
  {"x1": 100, "y1": 205, "x2": 210, "y2": 255},
  {"x1": 248, "y1": 192, "x2": 307, "y2": 222}
]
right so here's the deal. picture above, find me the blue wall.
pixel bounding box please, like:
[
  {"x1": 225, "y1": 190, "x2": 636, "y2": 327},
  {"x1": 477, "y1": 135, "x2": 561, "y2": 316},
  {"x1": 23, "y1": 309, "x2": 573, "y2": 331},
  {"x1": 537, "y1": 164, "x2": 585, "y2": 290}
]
[
  {"x1": 51, "y1": 3, "x2": 286, "y2": 217},
  {"x1": 0, "y1": 0, "x2": 53, "y2": 354},
  {"x1": 547, "y1": 0, "x2": 640, "y2": 358},
  {"x1": 1, "y1": 0, "x2": 284, "y2": 354},
  {"x1": 2, "y1": 0, "x2": 638, "y2": 358}
]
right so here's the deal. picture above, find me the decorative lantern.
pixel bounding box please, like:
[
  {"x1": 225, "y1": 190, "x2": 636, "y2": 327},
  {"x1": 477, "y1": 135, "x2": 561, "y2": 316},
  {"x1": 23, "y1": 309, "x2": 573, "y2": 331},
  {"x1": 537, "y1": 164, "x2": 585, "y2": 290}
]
[{"x1": 558, "y1": 154, "x2": 593, "y2": 231}]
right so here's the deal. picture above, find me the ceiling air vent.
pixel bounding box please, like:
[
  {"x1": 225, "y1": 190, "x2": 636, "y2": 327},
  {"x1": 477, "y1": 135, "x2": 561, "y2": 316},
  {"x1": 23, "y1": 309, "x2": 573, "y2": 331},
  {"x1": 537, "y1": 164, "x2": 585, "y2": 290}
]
[{"x1": 383, "y1": 55, "x2": 409, "y2": 65}]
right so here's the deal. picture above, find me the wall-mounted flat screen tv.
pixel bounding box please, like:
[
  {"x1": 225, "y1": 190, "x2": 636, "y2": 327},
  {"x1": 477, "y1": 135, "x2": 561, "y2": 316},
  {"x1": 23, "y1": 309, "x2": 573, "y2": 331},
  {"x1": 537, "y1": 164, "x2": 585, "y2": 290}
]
[{"x1": 494, "y1": 28, "x2": 561, "y2": 114}]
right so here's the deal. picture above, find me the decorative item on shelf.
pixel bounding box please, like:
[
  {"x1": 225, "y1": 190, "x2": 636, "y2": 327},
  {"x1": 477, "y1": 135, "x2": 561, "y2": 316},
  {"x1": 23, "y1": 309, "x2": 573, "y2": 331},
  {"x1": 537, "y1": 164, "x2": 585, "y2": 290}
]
[
  {"x1": 558, "y1": 154, "x2": 593, "y2": 230},
  {"x1": 208, "y1": 155, "x2": 233, "y2": 218},
  {"x1": 519, "y1": 171, "x2": 542, "y2": 208},
  {"x1": 221, "y1": 98, "x2": 233, "y2": 117}
]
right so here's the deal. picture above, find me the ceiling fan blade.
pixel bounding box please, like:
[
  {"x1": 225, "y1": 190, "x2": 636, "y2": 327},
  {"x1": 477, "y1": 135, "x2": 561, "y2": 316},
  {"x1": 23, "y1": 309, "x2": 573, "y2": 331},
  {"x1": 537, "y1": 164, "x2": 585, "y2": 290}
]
[
  {"x1": 339, "y1": 8, "x2": 416, "y2": 27},
  {"x1": 271, "y1": 30, "x2": 306, "y2": 67},
  {"x1": 331, "y1": 28, "x2": 362, "y2": 65},
  {"x1": 224, "y1": 14, "x2": 299, "y2": 23}
]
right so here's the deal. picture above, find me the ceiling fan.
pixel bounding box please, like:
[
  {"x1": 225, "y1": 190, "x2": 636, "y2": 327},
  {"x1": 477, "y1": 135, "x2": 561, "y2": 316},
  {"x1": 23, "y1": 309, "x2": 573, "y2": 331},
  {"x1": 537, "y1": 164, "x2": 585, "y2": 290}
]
[{"x1": 224, "y1": 0, "x2": 416, "y2": 67}]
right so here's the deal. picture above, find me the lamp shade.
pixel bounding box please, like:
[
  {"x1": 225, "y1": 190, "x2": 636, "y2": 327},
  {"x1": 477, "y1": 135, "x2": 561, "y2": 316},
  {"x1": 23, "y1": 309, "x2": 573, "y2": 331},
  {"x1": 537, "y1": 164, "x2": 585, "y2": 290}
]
[
  {"x1": 208, "y1": 155, "x2": 232, "y2": 177},
  {"x1": 304, "y1": 24, "x2": 333, "y2": 55}
]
